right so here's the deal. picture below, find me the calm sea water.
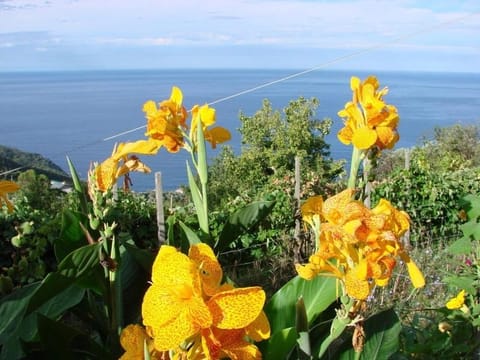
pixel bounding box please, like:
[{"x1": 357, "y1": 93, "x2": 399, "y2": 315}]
[{"x1": 1, "y1": 69, "x2": 479, "y2": 191}]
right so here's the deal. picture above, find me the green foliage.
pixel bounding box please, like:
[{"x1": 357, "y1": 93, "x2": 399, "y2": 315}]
[
  {"x1": 0, "y1": 144, "x2": 70, "y2": 181},
  {"x1": 372, "y1": 156, "x2": 480, "y2": 245},
  {"x1": 208, "y1": 97, "x2": 344, "y2": 208}
]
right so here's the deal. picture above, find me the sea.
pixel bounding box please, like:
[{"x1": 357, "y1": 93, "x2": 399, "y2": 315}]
[{"x1": 1, "y1": 69, "x2": 479, "y2": 192}]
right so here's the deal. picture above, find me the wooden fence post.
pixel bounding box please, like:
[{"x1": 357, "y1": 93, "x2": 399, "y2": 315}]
[{"x1": 155, "y1": 172, "x2": 165, "y2": 245}]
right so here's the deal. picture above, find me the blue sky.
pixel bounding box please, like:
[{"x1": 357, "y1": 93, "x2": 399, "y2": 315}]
[{"x1": 0, "y1": 0, "x2": 479, "y2": 72}]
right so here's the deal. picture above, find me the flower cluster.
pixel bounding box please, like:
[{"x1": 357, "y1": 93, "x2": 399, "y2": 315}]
[
  {"x1": 90, "y1": 86, "x2": 231, "y2": 192},
  {"x1": 337, "y1": 76, "x2": 399, "y2": 151},
  {"x1": 123, "y1": 243, "x2": 270, "y2": 359},
  {"x1": 296, "y1": 189, "x2": 425, "y2": 300}
]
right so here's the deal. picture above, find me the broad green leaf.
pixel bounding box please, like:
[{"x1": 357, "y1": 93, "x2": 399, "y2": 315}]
[
  {"x1": 37, "y1": 313, "x2": 109, "y2": 358},
  {"x1": 265, "y1": 275, "x2": 337, "y2": 334},
  {"x1": 186, "y1": 161, "x2": 208, "y2": 232},
  {"x1": 260, "y1": 327, "x2": 298, "y2": 360},
  {"x1": 460, "y1": 194, "x2": 480, "y2": 220},
  {"x1": 179, "y1": 220, "x2": 202, "y2": 246},
  {"x1": 0, "y1": 283, "x2": 85, "y2": 360},
  {"x1": 123, "y1": 242, "x2": 155, "y2": 273},
  {"x1": 56, "y1": 209, "x2": 88, "y2": 261},
  {"x1": 216, "y1": 200, "x2": 275, "y2": 252},
  {"x1": 0, "y1": 283, "x2": 38, "y2": 345},
  {"x1": 443, "y1": 275, "x2": 476, "y2": 294},
  {"x1": 338, "y1": 308, "x2": 401, "y2": 360},
  {"x1": 447, "y1": 236, "x2": 472, "y2": 255},
  {"x1": 66, "y1": 155, "x2": 88, "y2": 214},
  {"x1": 26, "y1": 243, "x2": 101, "y2": 315}
]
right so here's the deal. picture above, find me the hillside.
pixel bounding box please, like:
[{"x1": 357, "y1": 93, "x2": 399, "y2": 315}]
[{"x1": 0, "y1": 145, "x2": 70, "y2": 181}]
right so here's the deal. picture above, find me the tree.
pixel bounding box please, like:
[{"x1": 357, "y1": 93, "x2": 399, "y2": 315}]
[{"x1": 208, "y1": 97, "x2": 344, "y2": 208}]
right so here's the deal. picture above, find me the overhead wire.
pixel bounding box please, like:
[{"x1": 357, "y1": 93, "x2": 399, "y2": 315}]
[{"x1": 1, "y1": 10, "x2": 478, "y2": 178}]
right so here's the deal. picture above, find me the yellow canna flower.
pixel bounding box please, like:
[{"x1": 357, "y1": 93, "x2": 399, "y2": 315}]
[
  {"x1": 142, "y1": 245, "x2": 212, "y2": 351},
  {"x1": 91, "y1": 139, "x2": 159, "y2": 192},
  {"x1": 190, "y1": 104, "x2": 231, "y2": 149},
  {"x1": 142, "y1": 244, "x2": 270, "y2": 355},
  {"x1": 296, "y1": 192, "x2": 425, "y2": 300},
  {"x1": 446, "y1": 290, "x2": 466, "y2": 310},
  {"x1": 0, "y1": 180, "x2": 20, "y2": 213},
  {"x1": 337, "y1": 76, "x2": 400, "y2": 151},
  {"x1": 144, "y1": 86, "x2": 188, "y2": 153}
]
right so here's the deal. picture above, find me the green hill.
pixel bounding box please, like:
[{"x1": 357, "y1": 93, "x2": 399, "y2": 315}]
[{"x1": 0, "y1": 145, "x2": 70, "y2": 181}]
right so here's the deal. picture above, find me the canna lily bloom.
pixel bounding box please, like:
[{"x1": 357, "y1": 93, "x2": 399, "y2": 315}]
[
  {"x1": 119, "y1": 324, "x2": 168, "y2": 360},
  {"x1": 296, "y1": 192, "x2": 425, "y2": 300},
  {"x1": 91, "y1": 139, "x2": 158, "y2": 192},
  {"x1": 143, "y1": 86, "x2": 188, "y2": 153},
  {"x1": 446, "y1": 289, "x2": 466, "y2": 310},
  {"x1": 337, "y1": 76, "x2": 399, "y2": 151},
  {"x1": 0, "y1": 180, "x2": 20, "y2": 213},
  {"x1": 190, "y1": 104, "x2": 231, "y2": 149},
  {"x1": 142, "y1": 244, "x2": 270, "y2": 355}
]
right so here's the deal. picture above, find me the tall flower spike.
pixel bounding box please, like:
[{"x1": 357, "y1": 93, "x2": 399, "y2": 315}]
[
  {"x1": 143, "y1": 86, "x2": 188, "y2": 153},
  {"x1": 190, "y1": 104, "x2": 231, "y2": 149},
  {"x1": 337, "y1": 76, "x2": 400, "y2": 151}
]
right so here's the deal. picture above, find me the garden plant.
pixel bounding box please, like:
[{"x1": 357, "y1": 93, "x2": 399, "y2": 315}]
[{"x1": 0, "y1": 75, "x2": 479, "y2": 359}]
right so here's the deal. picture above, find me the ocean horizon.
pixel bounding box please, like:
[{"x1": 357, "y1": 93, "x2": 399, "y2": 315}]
[{"x1": 1, "y1": 68, "x2": 479, "y2": 192}]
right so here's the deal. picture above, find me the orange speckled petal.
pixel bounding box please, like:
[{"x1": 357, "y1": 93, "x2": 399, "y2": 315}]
[
  {"x1": 345, "y1": 272, "x2": 371, "y2": 300},
  {"x1": 149, "y1": 300, "x2": 209, "y2": 351},
  {"x1": 95, "y1": 157, "x2": 118, "y2": 192},
  {"x1": 189, "y1": 243, "x2": 223, "y2": 297},
  {"x1": 151, "y1": 245, "x2": 198, "y2": 287},
  {"x1": 208, "y1": 287, "x2": 266, "y2": 329},
  {"x1": 119, "y1": 324, "x2": 147, "y2": 359}
]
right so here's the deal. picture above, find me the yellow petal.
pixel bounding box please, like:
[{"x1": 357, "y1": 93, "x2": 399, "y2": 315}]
[
  {"x1": 142, "y1": 100, "x2": 158, "y2": 117},
  {"x1": 170, "y1": 86, "x2": 183, "y2": 105},
  {"x1": 208, "y1": 287, "x2": 266, "y2": 329},
  {"x1": 345, "y1": 271, "x2": 371, "y2": 300},
  {"x1": 446, "y1": 290, "x2": 466, "y2": 310},
  {"x1": 120, "y1": 324, "x2": 147, "y2": 358},
  {"x1": 199, "y1": 104, "x2": 216, "y2": 127},
  {"x1": 113, "y1": 139, "x2": 161, "y2": 160},
  {"x1": 0, "y1": 180, "x2": 20, "y2": 193},
  {"x1": 404, "y1": 256, "x2": 425, "y2": 288},
  {"x1": 95, "y1": 157, "x2": 118, "y2": 192},
  {"x1": 205, "y1": 127, "x2": 231, "y2": 148},
  {"x1": 295, "y1": 263, "x2": 318, "y2": 280},
  {"x1": 189, "y1": 243, "x2": 223, "y2": 297},
  {"x1": 146, "y1": 294, "x2": 211, "y2": 351},
  {"x1": 245, "y1": 311, "x2": 271, "y2": 341},
  {"x1": 351, "y1": 127, "x2": 377, "y2": 150}
]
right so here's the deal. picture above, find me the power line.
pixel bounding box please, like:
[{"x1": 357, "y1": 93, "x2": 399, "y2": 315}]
[{"x1": 99, "y1": 11, "x2": 478, "y2": 144}]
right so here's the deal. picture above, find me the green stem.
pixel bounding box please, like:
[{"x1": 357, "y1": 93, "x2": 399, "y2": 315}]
[
  {"x1": 317, "y1": 297, "x2": 354, "y2": 358},
  {"x1": 348, "y1": 147, "x2": 364, "y2": 190},
  {"x1": 354, "y1": 350, "x2": 362, "y2": 360},
  {"x1": 109, "y1": 235, "x2": 122, "y2": 336}
]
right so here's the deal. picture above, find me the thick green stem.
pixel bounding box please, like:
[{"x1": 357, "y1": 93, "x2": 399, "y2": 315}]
[{"x1": 348, "y1": 147, "x2": 364, "y2": 190}]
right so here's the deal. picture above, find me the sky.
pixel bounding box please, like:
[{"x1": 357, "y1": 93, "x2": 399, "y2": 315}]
[{"x1": 0, "y1": 0, "x2": 479, "y2": 72}]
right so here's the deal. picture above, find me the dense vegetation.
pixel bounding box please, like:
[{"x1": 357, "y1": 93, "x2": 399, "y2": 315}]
[
  {"x1": 0, "y1": 144, "x2": 70, "y2": 182},
  {"x1": 1, "y1": 91, "x2": 480, "y2": 358}
]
